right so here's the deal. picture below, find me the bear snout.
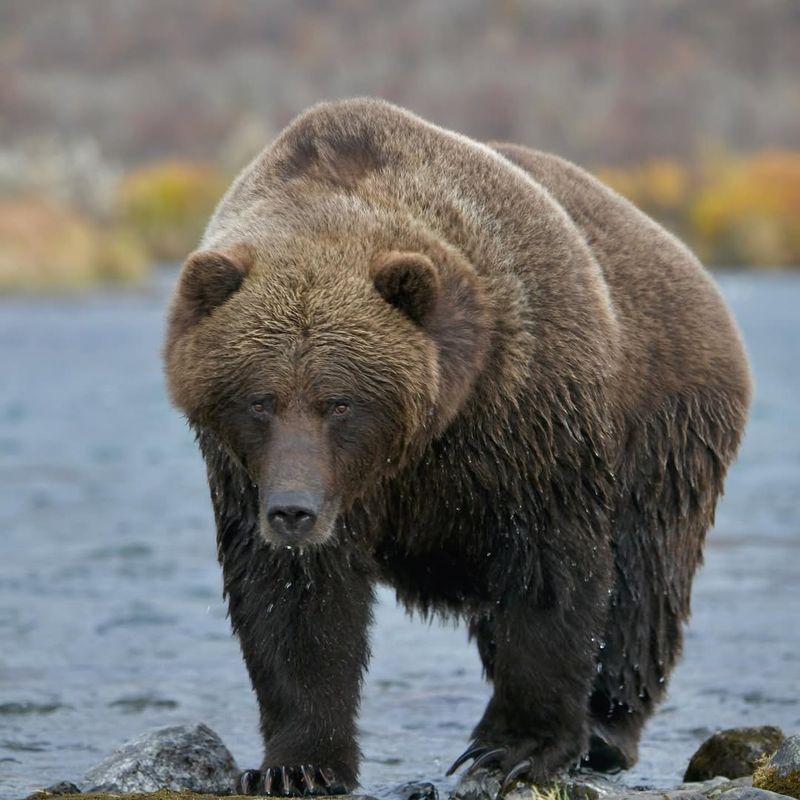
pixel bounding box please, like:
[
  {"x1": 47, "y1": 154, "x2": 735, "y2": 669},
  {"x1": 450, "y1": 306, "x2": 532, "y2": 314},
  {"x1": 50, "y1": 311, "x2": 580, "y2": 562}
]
[{"x1": 264, "y1": 489, "x2": 322, "y2": 543}]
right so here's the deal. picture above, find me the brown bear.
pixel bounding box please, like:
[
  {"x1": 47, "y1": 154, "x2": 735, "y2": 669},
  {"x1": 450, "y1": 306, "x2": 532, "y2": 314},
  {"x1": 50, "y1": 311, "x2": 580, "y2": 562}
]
[{"x1": 164, "y1": 99, "x2": 751, "y2": 796}]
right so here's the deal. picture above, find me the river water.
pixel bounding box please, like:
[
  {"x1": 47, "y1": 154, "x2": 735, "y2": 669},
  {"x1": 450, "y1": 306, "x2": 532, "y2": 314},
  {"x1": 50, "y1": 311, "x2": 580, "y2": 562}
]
[{"x1": 1, "y1": 272, "x2": 798, "y2": 799}]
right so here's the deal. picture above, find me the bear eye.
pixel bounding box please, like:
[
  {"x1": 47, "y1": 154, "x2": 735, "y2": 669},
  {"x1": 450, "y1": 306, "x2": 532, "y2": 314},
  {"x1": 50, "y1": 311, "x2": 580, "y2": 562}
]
[
  {"x1": 249, "y1": 397, "x2": 274, "y2": 418},
  {"x1": 330, "y1": 400, "x2": 351, "y2": 417}
]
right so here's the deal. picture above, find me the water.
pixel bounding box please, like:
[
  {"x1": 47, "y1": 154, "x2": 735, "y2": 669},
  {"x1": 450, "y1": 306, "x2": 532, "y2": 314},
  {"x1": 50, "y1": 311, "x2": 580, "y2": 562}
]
[{"x1": 1, "y1": 272, "x2": 798, "y2": 799}]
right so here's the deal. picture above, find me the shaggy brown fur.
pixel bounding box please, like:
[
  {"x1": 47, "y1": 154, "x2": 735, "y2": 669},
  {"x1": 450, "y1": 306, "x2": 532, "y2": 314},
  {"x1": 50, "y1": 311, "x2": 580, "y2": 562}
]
[{"x1": 164, "y1": 99, "x2": 751, "y2": 795}]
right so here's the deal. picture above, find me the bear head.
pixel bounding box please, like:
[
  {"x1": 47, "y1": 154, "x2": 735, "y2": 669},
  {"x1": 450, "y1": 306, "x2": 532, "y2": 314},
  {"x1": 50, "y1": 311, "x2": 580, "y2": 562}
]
[{"x1": 164, "y1": 230, "x2": 490, "y2": 548}]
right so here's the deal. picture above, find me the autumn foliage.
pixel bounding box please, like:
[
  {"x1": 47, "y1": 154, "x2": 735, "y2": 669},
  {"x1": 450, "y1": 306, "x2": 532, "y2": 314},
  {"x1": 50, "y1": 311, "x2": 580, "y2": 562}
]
[
  {"x1": 0, "y1": 161, "x2": 225, "y2": 291},
  {"x1": 1, "y1": 150, "x2": 798, "y2": 291},
  {"x1": 597, "y1": 150, "x2": 800, "y2": 267},
  {"x1": 0, "y1": 198, "x2": 148, "y2": 291},
  {"x1": 116, "y1": 161, "x2": 228, "y2": 262}
]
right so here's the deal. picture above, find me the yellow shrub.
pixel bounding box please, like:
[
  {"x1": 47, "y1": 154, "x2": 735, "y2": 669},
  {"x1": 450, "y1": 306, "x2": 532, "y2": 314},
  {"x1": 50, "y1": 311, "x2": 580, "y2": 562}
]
[
  {"x1": 116, "y1": 160, "x2": 227, "y2": 261},
  {"x1": 0, "y1": 197, "x2": 149, "y2": 291},
  {"x1": 690, "y1": 151, "x2": 800, "y2": 266},
  {"x1": 595, "y1": 166, "x2": 643, "y2": 206},
  {"x1": 596, "y1": 150, "x2": 800, "y2": 266},
  {"x1": 596, "y1": 158, "x2": 689, "y2": 214}
]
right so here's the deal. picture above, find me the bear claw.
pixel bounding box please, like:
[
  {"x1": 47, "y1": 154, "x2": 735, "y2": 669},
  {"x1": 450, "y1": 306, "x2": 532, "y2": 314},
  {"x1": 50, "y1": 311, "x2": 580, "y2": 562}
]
[
  {"x1": 236, "y1": 765, "x2": 346, "y2": 796},
  {"x1": 446, "y1": 743, "x2": 486, "y2": 775},
  {"x1": 238, "y1": 769, "x2": 262, "y2": 794},
  {"x1": 467, "y1": 747, "x2": 508, "y2": 775},
  {"x1": 447, "y1": 746, "x2": 537, "y2": 796},
  {"x1": 499, "y1": 758, "x2": 532, "y2": 794},
  {"x1": 446, "y1": 743, "x2": 508, "y2": 776}
]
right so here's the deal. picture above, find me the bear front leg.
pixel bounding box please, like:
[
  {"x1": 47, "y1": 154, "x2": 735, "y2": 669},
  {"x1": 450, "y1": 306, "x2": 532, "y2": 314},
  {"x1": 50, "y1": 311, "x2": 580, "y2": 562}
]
[
  {"x1": 452, "y1": 579, "x2": 609, "y2": 788},
  {"x1": 227, "y1": 547, "x2": 374, "y2": 796}
]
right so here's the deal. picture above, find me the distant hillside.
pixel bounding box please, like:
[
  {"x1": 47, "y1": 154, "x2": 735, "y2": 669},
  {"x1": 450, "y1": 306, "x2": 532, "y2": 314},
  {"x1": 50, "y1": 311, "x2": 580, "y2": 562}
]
[{"x1": 1, "y1": 0, "x2": 798, "y2": 168}]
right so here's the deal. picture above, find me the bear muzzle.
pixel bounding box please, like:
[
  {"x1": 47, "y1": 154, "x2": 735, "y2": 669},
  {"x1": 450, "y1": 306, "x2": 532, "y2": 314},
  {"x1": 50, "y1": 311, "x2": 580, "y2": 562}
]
[
  {"x1": 259, "y1": 488, "x2": 339, "y2": 547},
  {"x1": 265, "y1": 490, "x2": 321, "y2": 541}
]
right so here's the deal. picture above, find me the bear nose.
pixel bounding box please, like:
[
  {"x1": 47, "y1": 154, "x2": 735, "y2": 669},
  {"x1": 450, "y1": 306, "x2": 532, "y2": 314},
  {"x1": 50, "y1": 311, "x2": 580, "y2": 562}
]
[{"x1": 265, "y1": 490, "x2": 320, "y2": 539}]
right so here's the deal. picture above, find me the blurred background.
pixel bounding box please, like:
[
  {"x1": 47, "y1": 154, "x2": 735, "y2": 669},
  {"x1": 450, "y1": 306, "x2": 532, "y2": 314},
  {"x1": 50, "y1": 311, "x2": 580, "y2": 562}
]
[
  {"x1": 1, "y1": 3, "x2": 798, "y2": 799},
  {"x1": 1, "y1": 0, "x2": 799, "y2": 288}
]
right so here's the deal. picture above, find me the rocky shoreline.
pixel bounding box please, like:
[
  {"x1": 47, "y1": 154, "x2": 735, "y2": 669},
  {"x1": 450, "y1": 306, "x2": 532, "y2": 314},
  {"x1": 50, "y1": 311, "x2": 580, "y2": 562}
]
[{"x1": 23, "y1": 725, "x2": 800, "y2": 800}]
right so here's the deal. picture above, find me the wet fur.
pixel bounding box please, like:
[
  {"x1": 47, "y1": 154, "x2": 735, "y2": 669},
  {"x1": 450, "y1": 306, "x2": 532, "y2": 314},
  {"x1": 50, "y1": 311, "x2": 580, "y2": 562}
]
[{"x1": 164, "y1": 100, "x2": 751, "y2": 790}]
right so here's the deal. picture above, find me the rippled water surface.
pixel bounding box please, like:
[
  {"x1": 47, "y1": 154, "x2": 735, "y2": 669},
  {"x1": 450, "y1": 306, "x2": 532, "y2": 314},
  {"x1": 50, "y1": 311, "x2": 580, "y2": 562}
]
[{"x1": 1, "y1": 272, "x2": 798, "y2": 799}]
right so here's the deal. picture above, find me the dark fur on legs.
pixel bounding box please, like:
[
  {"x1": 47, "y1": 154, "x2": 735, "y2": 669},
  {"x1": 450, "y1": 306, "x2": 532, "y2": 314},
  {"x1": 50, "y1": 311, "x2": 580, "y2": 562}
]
[
  {"x1": 584, "y1": 390, "x2": 749, "y2": 769},
  {"x1": 202, "y1": 434, "x2": 374, "y2": 793}
]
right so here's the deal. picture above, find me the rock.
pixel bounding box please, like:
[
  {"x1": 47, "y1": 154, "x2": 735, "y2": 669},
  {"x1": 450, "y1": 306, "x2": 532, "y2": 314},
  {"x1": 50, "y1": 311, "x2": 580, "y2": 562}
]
[
  {"x1": 681, "y1": 776, "x2": 734, "y2": 792},
  {"x1": 715, "y1": 789, "x2": 797, "y2": 800},
  {"x1": 560, "y1": 772, "x2": 624, "y2": 800},
  {"x1": 395, "y1": 780, "x2": 439, "y2": 800},
  {"x1": 614, "y1": 780, "x2": 783, "y2": 800},
  {"x1": 29, "y1": 783, "x2": 82, "y2": 796},
  {"x1": 451, "y1": 768, "x2": 622, "y2": 800},
  {"x1": 753, "y1": 734, "x2": 800, "y2": 799},
  {"x1": 701, "y1": 776, "x2": 754, "y2": 797},
  {"x1": 684, "y1": 727, "x2": 785, "y2": 782},
  {"x1": 616, "y1": 790, "x2": 706, "y2": 800},
  {"x1": 449, "y1": 769, "x2": 795, "y2": 800},
  {"x1": 27, "y1": 793, "x2": 379, "y2": 800},
  {"x1": 79, "y1": 722, "x2": 239, "y2": 794},
  {"x1": 450, "y1": 768, "x2": 502, "y2": 800}
]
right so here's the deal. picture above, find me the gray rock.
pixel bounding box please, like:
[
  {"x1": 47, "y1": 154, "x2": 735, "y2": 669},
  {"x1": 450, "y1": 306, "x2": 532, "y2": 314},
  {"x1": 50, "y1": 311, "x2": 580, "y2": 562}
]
[
  {"x1": 450, "y1": 768, "x2": 502, "y2": 800},
  {"x1": 715, "y1": 789, "x2": 797, "y2": 800},
  {"x1": 765, "y1": 736, "x2": 800, "y2": 778},
  {"x1": 560, "y1": 773, "x2": 624, "y2": 800},
  {"x1": 451, "y1": 768, "x2": 623, "y2": 800},
  {"x1": 681, "y1": 776, "x2": 734, "y2": 792},
  {"x1": 80, "y1": 722, "x2": 239, "y2": 794},
  {"x1": 32, "y1": 782, "x2": 82, "y2": 796},
  {"x1": 684, "y1": 727, "x2": 785, "y2": 782},
  {"x1": 395, "y1": 781, "x2": 439, "y2": 800},
  {"x1": 616, "y1": 790, "x2": 707, "y2": 800},
  {"x1": 703, "y1": 776, "x2": 754, "y2": 797},
  {"x1": 753, "y1": 734, "x2": 800, "y2": 799},
  {"x1": 449, "y1": 770, "x2": 782, "y2": 800}
]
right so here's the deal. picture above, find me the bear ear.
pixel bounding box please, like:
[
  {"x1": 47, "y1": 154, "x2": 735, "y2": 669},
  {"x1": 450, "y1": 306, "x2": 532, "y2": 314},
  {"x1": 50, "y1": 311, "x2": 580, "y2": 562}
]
[
  {"x1": 371, "y1": 251, "x2": 439, "y2": 325},
  {"x1": 169, "y1": 248, "x2": 252, "y2": 336}
]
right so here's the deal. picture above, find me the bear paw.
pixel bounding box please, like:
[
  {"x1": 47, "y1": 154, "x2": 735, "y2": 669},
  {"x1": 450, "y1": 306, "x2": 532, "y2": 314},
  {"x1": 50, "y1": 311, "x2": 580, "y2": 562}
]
[
  {"x1": 236, "y1": 765, "x2": 349, "y2": 796},
  {"x1": 447, "y1": 740, "x2": 564, "y2": 795}
]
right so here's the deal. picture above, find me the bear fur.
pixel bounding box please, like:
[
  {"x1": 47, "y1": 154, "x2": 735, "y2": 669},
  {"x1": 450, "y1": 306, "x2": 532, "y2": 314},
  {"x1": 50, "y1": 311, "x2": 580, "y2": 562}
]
[{"x1": 164, "y1": 99, "x2": 751, "y2": 795}]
